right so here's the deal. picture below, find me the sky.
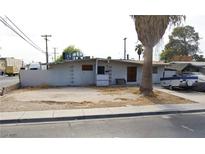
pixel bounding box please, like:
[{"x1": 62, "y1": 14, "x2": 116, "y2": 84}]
[{"x1": 0, "y1": 0, "x2": 205, "y2": 64}]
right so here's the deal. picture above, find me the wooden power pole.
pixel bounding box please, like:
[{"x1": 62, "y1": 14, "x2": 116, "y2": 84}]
[
  {"x1": 41, "y1": 35, "x2": 52, "y2": 69},
  {"x1": 53, "y1": 47, "x2": 58, "y2": 62}
]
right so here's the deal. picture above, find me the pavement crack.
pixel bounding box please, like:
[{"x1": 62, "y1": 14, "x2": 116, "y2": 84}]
[
  {"x1": 67, "y1": 122, "x2": 75, "y2": 137},
  {"x1": 19, "y1": 112, "x2": 26, "y2": 119},
  {"x1": 52, "y1": 111, "x2": 55, "y2": 118},
  {"x1": 181, "y1": 125, "x2": 194, "y2": 132}
]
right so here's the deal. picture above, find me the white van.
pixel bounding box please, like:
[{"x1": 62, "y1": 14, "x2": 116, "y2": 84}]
[{"x1": 29, "y1": 63, "x2": 41, "y2": 70}]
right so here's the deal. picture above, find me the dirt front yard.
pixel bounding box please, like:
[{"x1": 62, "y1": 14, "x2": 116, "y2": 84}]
[{"x1": 0, "y1": 87, "x2": 196, "y2": 112}]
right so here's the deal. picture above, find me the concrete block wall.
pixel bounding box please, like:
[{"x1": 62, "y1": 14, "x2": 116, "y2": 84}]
[
  {"x1": 20, "y1": 61, "x2": 96, "y2": 87},
  {"x1": 20, "y1": 61, "x2": 165, "y2": 87}
]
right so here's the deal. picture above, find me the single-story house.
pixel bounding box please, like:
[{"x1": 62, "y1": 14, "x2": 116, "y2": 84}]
[
  {"x1": 20, "y1": 58, "x2": 167, "y2": 87},
  {"x1": 164, "y1": 61, "x2": 205, "y2": 77}
]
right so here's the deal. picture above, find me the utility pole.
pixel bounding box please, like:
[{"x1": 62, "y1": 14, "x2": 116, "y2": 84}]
[
  {"x1": 53, "y1": 47, "x2": 58, "y2": 62},
  {"x1": 123, "y1": 37, "x2": 127, "y2": 60},
  {"x1": 41, "y1": 35, "x2": 52, "y2": 69}
]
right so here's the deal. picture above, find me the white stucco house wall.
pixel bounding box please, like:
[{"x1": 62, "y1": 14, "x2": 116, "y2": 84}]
[{"x1": 20, "y1": 58, "x2": 167, "y2": 87}]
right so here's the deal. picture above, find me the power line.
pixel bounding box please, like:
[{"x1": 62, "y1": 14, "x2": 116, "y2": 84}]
[
  {"x1": 5, "y1": 16, "x2": 45, "y2": 53},
  {"x1": 0, "y1": 17, "x2": 28, "y2": 40},
  {"x1": 0, "y1": 16, "x2": 45, "y2": 54},
  {"x1": 0, "y1": 16, "x2": 44, "y2": 53}
]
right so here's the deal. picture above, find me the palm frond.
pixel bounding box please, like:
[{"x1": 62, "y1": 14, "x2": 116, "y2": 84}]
[{"x1": 131, "y1": 15, "x2": 185, "y2": 47}]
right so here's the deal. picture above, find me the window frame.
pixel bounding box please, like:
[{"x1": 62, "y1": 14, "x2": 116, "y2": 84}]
[
  {"x1": 82, "y1": 64, "x2": 93, "y2": 71},
  {"x1": 153, "y1": 67, "x2": 158, "y2": 74},
  {"x1": 97, "y1": 66, "x2": 105, "y2": 74}
]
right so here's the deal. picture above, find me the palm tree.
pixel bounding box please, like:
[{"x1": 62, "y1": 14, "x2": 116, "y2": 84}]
[
  {"x1": 131, "y1": 15, "x2": 185, "y2": 96},
  {"x1": 135, "y1": 44, "x2": 144, "y2": 61}
]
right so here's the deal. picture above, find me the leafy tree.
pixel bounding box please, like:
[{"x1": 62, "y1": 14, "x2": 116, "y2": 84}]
[
  {"x1": 55, "y1": 45, "x2": 82, "y2": 62},
  {"x1": 160, "y1": 25, "x2": 200, "y2": 62},
  {"x1": 160, "y1": 49, "x2": 179, "y2": 62},
  {"x1": 55, "y1": 55, "x2": 63, "y2": 63},
  {"x1": 63, "y1": 45, "x2": 81, "y2": 54},
  {"x1": 192, "y1": 54, "x2": 205, "y2": 62},
  {"x1": 135, "y1": 43, "x2": 144, "y2": 61},
  {"x1": 131, "y1": 15, "x2": 185, "y2": 96}
]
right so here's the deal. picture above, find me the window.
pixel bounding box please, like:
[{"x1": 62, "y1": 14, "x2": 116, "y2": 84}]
[
  {"x1": 98, "y1": 66, "x2": 105, "y2": 74},
  {"x1": 153, "y1": 67, "x2": 158, "y2": 74},
  {"x1": 82, "y1": 65, "x2": 93, "y2": 71}
]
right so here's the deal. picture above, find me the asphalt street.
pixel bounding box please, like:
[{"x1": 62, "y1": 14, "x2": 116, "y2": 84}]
[
  {"x1": 0, "y1": 76, "x2": 19, "y2": 88},
  {"x1": 1, "y1": 112, "x2": 205, "y2": 138}
]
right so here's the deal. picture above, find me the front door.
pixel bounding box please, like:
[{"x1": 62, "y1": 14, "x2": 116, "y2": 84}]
[{"x1": 127, "y1": 67, "x2": 137, "y2": 82}]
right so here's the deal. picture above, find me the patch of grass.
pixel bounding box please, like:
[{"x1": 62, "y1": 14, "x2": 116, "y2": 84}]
[
  {"x1": 19, "y1": 84, "x2": 57, "y2": 91},
  {"x1": 136, "y1": 90, "x2": 194, "y2": 105},
  {"x1": 97, "y1": 86, "x2": 140, "y2": 95},
  {"x1": 114, "y1": 98, "x2": 129, "y2": 101}
]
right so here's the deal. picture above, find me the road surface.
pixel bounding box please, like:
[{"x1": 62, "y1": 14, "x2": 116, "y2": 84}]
[
  {"x1": 1, "y1": 112, "x2": 205, "y2": 138},
  {"x1": 0, "y1": 76, "x2": 19, "y2": 88}
]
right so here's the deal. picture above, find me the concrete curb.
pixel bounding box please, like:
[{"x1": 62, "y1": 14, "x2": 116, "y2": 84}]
[
  {"x1": 1, "y1": 108, "x2": 205, "y2": 124},
  {"x1": 0, "y1": 83, "x2": 20, "y2": 96}
]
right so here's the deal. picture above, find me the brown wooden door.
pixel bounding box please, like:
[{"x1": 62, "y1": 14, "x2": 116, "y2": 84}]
[{"x1": 127, "y1": 67, "x2": 137, "y2": 82}]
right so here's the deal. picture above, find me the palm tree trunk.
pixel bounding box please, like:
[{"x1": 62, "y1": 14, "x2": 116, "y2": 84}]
[
  {"x1": 139, "y1": 55, "x2": 140, "y2": 61},
  {"x1": 140, "y1": 46, "x2": 153, "y2": 96}
]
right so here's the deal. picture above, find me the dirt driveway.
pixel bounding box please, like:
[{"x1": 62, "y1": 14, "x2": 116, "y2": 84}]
[{"x1": 0, "y1": 87, "x2": 195, "y2": 112}]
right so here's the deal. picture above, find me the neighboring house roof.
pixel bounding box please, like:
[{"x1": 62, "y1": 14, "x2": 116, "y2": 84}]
[
  {"x1": 110, "y1": 59, "x2": 168, "y2": 66},
  {"x1": 0, "y1": 57, "x2": 16, "y2": 60},
  {"x1": 166, "y1": 61, "x2": 205, "y2": 71},
  {"x1": 48, "y1": 58, "x2": 168, "y2": 66},
  {"x1": 171, "y1": 61, "x2": 205, "y2": 67},
  {"x1": 166, "y1": 63, "x2": 189, "y2": 71}
]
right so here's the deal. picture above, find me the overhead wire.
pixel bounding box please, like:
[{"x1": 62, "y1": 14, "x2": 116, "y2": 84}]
[
  {"x1": 0, "y1": 16, "x2": 45, "y2": 54},
  {"x1": 5, "y1": 16, "x2": 45, "y2": 53}
]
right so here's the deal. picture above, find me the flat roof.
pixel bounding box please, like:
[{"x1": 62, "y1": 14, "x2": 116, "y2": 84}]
[
  {"x1": 48, "y1": 58, "x2": 168, "y2": 66},
  {"x1": 171, "y1": 61, "x2": 205, "y2": 67},
  {"x1": 166, "y1": 61, "x2": 205, "y2": 71}
]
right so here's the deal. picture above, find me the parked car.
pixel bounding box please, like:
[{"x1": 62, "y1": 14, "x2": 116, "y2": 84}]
[
  {"x1": 182, "y1": 72, "x2": 205, "y2": 82},
  {"x1": 160, "y1": 74, "x2": 198, "y2": 90},
  {"x1": 183, "y1": 72, "x2": 205, "y2": 92}
]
